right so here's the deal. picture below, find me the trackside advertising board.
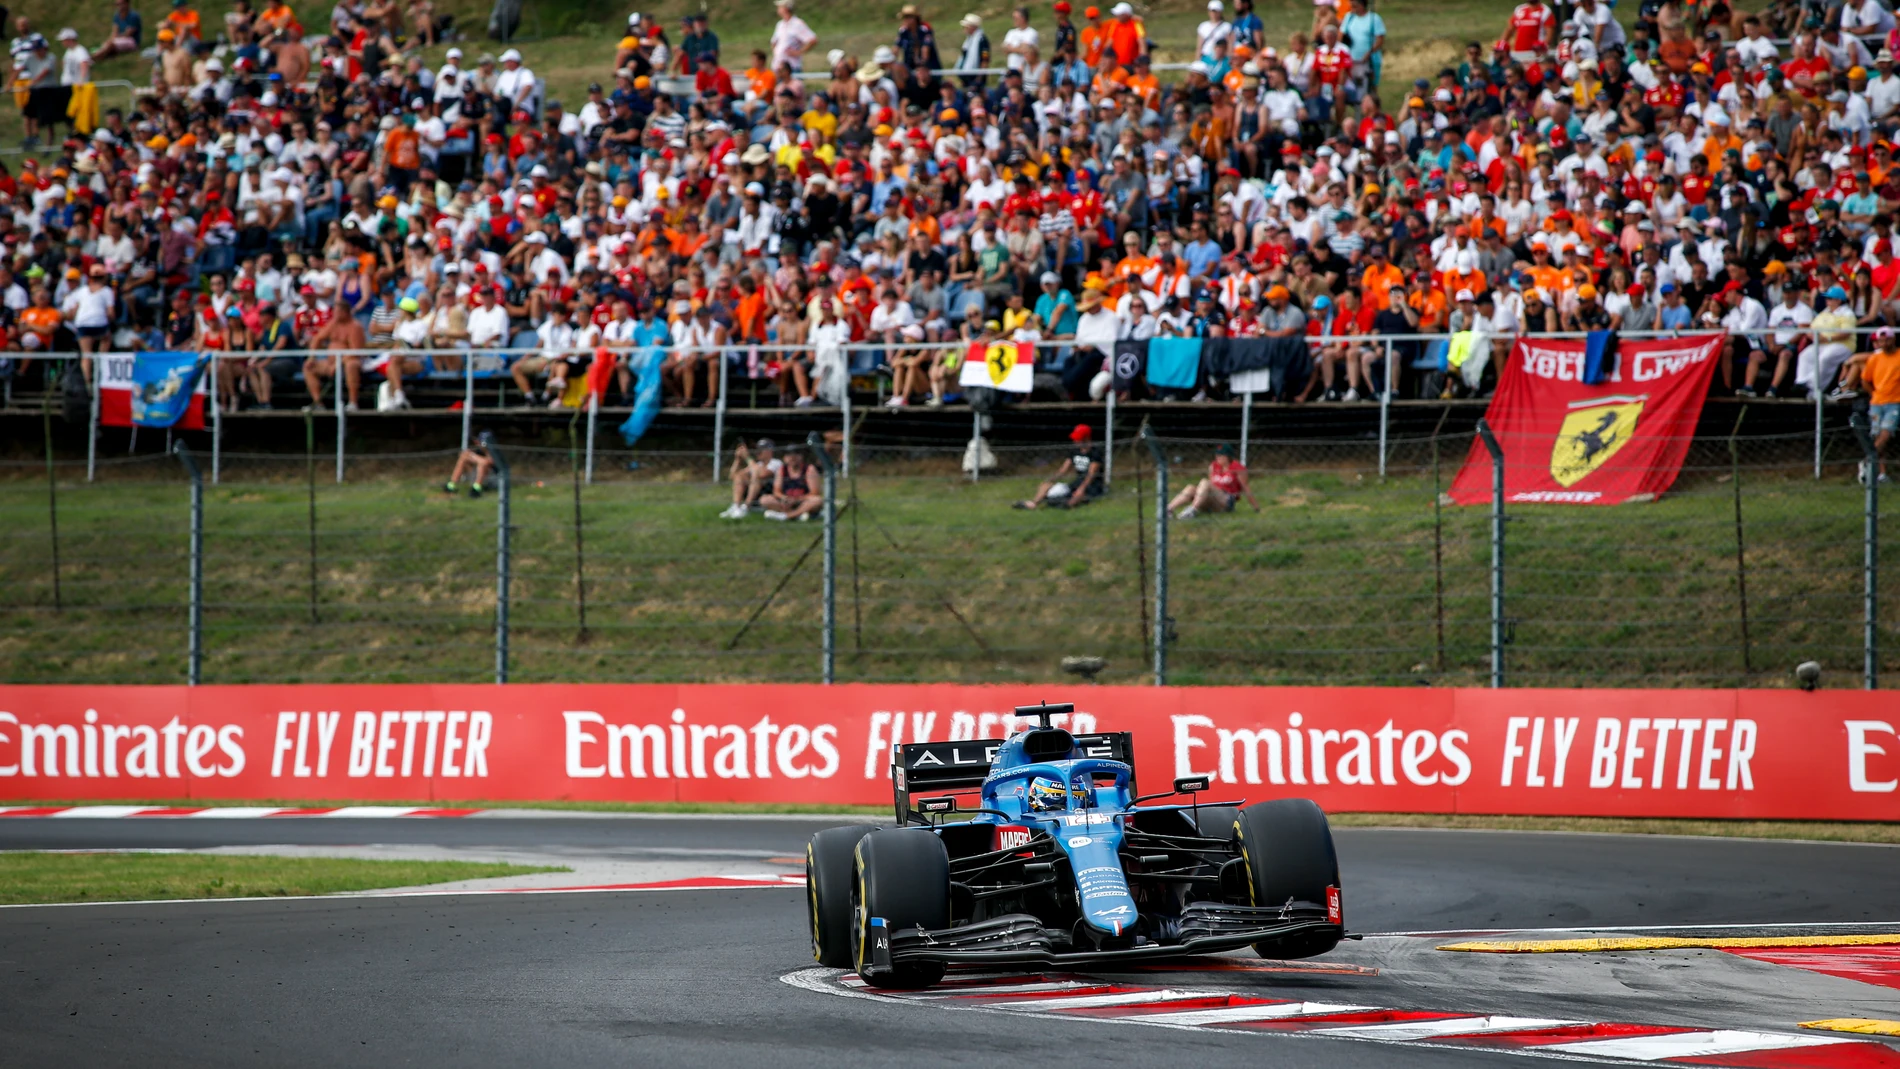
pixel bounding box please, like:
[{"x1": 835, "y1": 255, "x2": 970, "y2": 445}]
[
  {"x1": 0, "y1": 686, "x2": 1895, "y2": 820},
  {"x1": 1448, "y1": 333, "x2": 1724, "y2": 506}
]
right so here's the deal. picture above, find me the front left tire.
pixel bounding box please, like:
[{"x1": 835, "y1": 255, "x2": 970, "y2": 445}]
[
  {"x1": 807, "y1": 823, "x2": 878, "y2": 968},
  {"x1": 850, "y1": 828, "x2": 950, "y2": 989}
]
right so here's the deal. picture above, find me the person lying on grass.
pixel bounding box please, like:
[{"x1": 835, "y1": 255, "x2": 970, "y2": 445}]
[{"x1": 1170, "y1": 443, "x2": 1261, "y2": 518}]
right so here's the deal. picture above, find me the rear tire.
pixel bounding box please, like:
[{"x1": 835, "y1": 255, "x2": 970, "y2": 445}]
[
  {"x1": 850, "y1": 829, "x2": 950, "y2": 989},
  {"x1": 807, "y1": 823, "x2": 877, "y2": 968},
  {"x1": 1233, "y1": 799, "x2": 1342, "y2": 960}
]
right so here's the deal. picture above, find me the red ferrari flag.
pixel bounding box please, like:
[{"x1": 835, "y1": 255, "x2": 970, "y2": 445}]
[
  {"x1": 1448, "y1": 333, "x2": 1724, "y2": 506},
  {"x1": 585, "y1": 347, "x2": 618, "y2": 399}
]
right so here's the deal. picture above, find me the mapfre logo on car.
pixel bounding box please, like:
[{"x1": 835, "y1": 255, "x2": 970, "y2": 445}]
[{"x1": 993, "y1": 825, "x2": 1033, "y2": 850}]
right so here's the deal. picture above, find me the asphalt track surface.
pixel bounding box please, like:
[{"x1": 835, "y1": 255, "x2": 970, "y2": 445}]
[{"x1": 3, "y1": 817, "x2": 1898, "y2": 1068}]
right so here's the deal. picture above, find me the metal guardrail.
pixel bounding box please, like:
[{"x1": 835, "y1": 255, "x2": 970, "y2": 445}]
[{"x1": 4, "y1": 326, "x2": 1878, "y2": 490}]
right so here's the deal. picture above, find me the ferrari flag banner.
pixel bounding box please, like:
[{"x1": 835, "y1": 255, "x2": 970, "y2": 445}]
[
  {"x1": 959, "y1": 340, "x2": 1036, "y2": 392},
  {"x1": 1448, "y1": 333, "x2": 1724, "y2": 506},
  {"x1": 98, "y1": 351, "x2": 209, "y2": 430}
]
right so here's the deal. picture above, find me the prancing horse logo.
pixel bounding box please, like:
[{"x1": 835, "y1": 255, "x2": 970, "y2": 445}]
[{"x1": 1550, "y1": 395, "x2": 1646, "y2": 487}]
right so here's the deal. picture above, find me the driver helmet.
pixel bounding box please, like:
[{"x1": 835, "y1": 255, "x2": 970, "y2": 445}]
[{"x1": 1027, "y1": 776, "x2": 1070, "y2": 813}]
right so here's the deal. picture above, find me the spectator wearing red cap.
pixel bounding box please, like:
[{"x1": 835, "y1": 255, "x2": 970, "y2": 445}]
[{"x1": 1013, "y1": 424, "x2": 1103, "y2": 510}]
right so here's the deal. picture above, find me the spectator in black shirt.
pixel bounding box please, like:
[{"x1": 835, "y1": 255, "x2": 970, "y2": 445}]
[
  {"x1": 164, "y1": 289, "x2": 197, "y2": 349},
  {"x1": 1014, "y1": 424, "x2": 1105, "y2": 510},
  {"x1": 895, "y1": 5, "x2": 943, "y2": 72},
  {"x1": 804, "y1": 177, "x2": 845, "y2": 244}
]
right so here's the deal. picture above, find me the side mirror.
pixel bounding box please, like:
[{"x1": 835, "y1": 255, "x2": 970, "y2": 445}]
[
  {"x1": 1173, "y1": 776, "x2": 1210, "y2": 794},
  {"x1": 916, "y1": 796, "x2": 957, "y2": 814}
]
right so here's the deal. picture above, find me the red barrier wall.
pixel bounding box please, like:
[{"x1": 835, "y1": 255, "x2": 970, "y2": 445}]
[{"x1": 0, "y1": 685, "x2": 1896, "y2": 820}]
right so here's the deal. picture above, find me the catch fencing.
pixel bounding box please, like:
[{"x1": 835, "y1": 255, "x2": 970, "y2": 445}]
[{"x1": 0, "y1": 401, "x2": 1888, "y2": 690}]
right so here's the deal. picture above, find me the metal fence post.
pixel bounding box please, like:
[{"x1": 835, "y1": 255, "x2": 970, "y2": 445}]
[
  {"x1": 1105, "y1": 390, "x2": 1116, "y2": 488},
  {"x1": 86, "y1": 363, "x2": 98, "y2": 482},
  {"x1": 42, "y1": 389, "x2": 61, "y2": 611},
  {"x1": 1239, "y1": 390, "x2": 1251, "y2": 466},
  {"x1": 335, "y1": 399, "x2": 347, "y2": 484},
  {"x1": 461, "y1": 355, "x2": 475, "y2": 455},
  {"x1": 173, "y1": 442, "x2": 204, "y2": 686},
  {"x1": 487, "y1": 433, "x2": 512, "y2": 684},
  {"x1": 584, "y1": 392, "x2": 598, "y2": 486},
  {"x1": 1140, "y1": 425, "x2": 1169, "y2": 686},
  {"x1": 209, "y1": 354, "x2": 222, "y2": 485},
  {"x1": 1852, "y1": 413, "x2": 1879, "y2": 690},
  {"x1": 1814, "y1": 382, "x2": 1825, "y2": 481},
  {"x1": 1477, "y1": 419, "x2": 1506, "y2": 689},
  {"x1": 712, "y1": 352, "x2": 728, "y2": 482},
  {"x1": 841, "y1": 394, "x2": 852, "y2": 478},
  {"x1": 1378, "y1": 339, "x2": 1393, "y2": 479},
  {"x1": 808, "y1": 432, "x2": 838, "y2": 684}
]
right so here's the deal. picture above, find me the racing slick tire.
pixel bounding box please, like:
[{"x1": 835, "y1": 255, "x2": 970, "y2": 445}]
[
  {"x1": 1234, "y1": 799, "x2": 1343, "y2": 960},
  {"x1": 808, "y1": 824, "x2": 879, "y2": 968},
  {"x1": 850, "y1": 829, "x2": 950, "y2": 989}
]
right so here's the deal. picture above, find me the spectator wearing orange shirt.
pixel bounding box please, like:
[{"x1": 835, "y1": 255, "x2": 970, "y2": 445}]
[
  {"x1": 18, "y1": 286, "x2": 61, "y2": 350},
  {"x1": 669, "y1": 215, "x2": 711, "y2": 261},
  {"x1": 1105, "y1": 2, "x2": 1146, "y2": 66},
  {"x1": 384, "y1": 114, "x2": 423, "y2": 190},
  {"x1": 1359, "y1": 243, "x2": 1404, "y2": 310},
  {"x1": 1845, "y1": 328, "x2": 1900, "y2": 481},
  {"x1": 1079, "y1": 6, "x2": 1108, "y2": 66},
  {"x1": 166, "y1": 0, "x2": 203, "y2": 42},
  {"x1": 1657, "y1": 26, "x2": 1697, "y2": 75}
]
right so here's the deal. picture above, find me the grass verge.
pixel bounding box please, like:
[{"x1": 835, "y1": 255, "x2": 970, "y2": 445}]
[{"x1": 0, "y1": 851, "x2": 565, "y2": 904}]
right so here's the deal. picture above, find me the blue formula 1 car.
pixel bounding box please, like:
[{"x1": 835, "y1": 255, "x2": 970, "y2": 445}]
[{"x1": 806, "y1": 703, "x2": 1346, "y2": 989}]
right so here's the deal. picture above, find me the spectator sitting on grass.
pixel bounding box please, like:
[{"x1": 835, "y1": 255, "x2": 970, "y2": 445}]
[
  {"x1": 759, "y1": 447, "x2": 822, "y2": 521},
  {"x1": 721, "y1": 437, "x2": 782, "y2": 520},
  {"x1": 1014, "y1": 423, "x2": 1103, "y2": 510},
  {"x1": 445, "y1": 435, "x2": 494, "y2": 498},
  {"x1": 1170, "y1": 443, "x2": 1260, "y2": 519}
]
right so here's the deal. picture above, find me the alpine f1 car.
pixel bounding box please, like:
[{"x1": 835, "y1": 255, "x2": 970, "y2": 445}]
[{"x1": 806, "y1": 703, "x2": 1346, "y2": 988}]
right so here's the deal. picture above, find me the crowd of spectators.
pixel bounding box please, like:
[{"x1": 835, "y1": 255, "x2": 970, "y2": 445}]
[{"x1": 9, "y1": 0, "x2": 1900, "y2": 416}]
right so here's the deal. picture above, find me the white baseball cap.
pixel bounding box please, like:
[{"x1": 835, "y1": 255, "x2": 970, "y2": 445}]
[
  {"x1": 1112, "y1": 2, "x2": 1134, "y2": 14},
  {"x1": 447, "y1": 47, "x2": 463, "y2": 59},
  {"x1": 1207, "y1": 0, "x2": 1222, "y2": 9},
  {"x1": 499, "y1": 48, "x2": 522, "y2": 63}
]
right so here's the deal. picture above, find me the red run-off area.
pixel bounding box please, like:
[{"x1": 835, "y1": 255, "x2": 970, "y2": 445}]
[{"x1": 0, "y1": 686, "x2": 1896, "y2": 819}]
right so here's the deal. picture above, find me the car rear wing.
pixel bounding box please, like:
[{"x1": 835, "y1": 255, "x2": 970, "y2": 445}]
[{"x1": 892, "y1": 733, "x2": 1136, "y2": 824}]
